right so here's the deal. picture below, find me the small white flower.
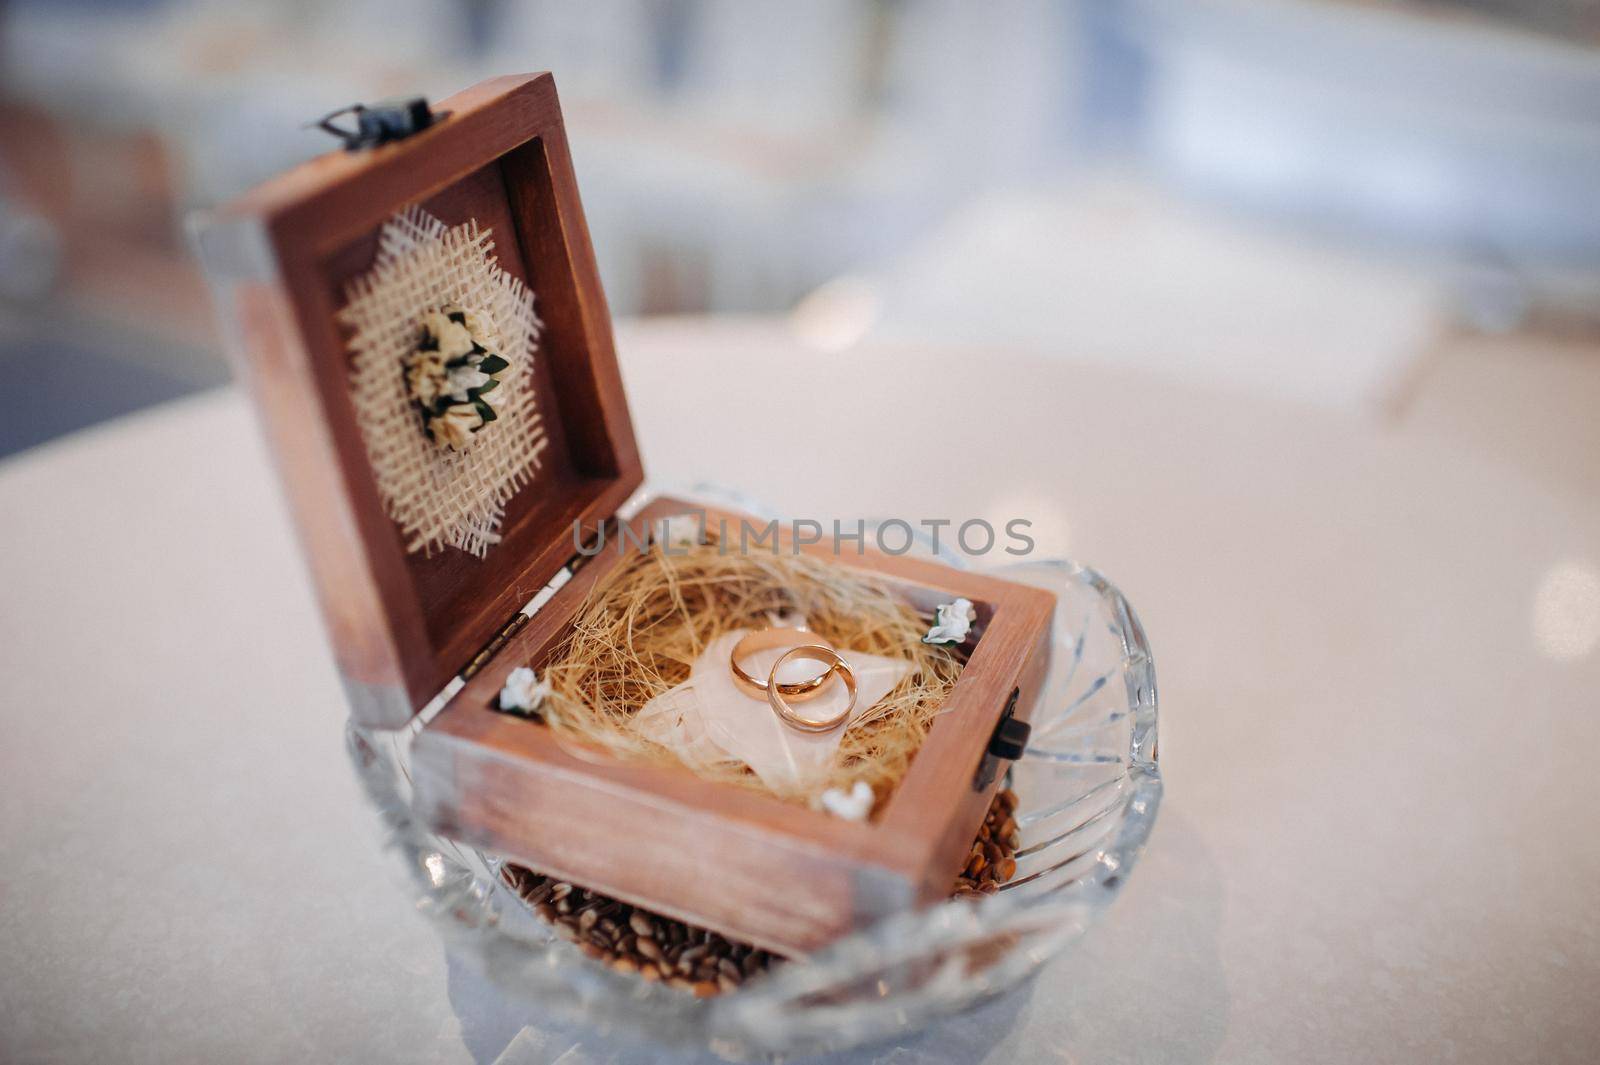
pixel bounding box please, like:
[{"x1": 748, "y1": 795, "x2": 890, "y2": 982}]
[
  {"x1": 405, "y1": 351, "x2": 448, "y2": 408},
  {"x1": 434, "y1": 317, "x2": 477, "y2": 360},
  {"x1": 445, "y1": 361, "x2": 492, "y2": 400},
  {"x1": 656, "y1": 512, "x2": 705, "y2": 549},
  {"x1": 498, "y1": 666, "x2": 551, "y2": 714},
  {"x1": 818, "y1": 781, "x2": 875, "y2": 821},
  {"x1": 409, "y1": 304, "x2": 511, "y2": 450},
  {"x1": 922, "y1": 597, "x2": 977, "y2": 646},
  {"x1": 461, "y1": 309, "x2": 500, "y2": 350},
  {"x1": 429, "y1": 403, "x2": 484, "y2": 450}
]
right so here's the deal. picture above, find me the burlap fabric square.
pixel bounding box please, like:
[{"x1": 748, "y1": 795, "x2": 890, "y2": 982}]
[{"x1": 339, "y1": 205, "x2": 548, "y2": 557}]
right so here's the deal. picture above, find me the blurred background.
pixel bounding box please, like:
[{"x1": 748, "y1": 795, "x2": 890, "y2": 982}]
[{"x1": 0, "y1": 0, "x2": 1597, "y2": 467}]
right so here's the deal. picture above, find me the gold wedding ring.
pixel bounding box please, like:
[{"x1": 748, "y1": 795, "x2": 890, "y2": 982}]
[
  {"x1": 766, "y1": 646, "x2": 857, "y2": 733},
  {"x1": 730, "y1": 627, "x2": 837, "y2": 701}
]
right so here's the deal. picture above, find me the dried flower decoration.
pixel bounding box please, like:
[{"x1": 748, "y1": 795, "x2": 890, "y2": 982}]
[
  {"x1": 498, "y1": 665, "x2": 551, "y2": 716},
  {"x1": 922, "y1": 597, "x2": 977, "y2": 646},
  {"x1": 340, "y1": 205, "x2": 548, "y2": 558},
  {"x1": 406, "y1": 305, "x2": 511, "y2": 450},
  {"x1": 817, "y1": 781, "x2": 875, "y2": 821}
]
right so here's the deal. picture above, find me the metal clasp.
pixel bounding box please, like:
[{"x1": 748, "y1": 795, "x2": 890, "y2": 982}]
[
  {"x1": 973, "y1": 687, "x2": 1029, "y2": 791},
  {"x1": 310, "y1": 97, "x2": 435, "y2": 151}
]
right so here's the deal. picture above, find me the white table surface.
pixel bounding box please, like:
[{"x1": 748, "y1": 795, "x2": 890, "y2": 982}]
[{"x1": 2, "y1": 318, "x2": 1597, "y2": 1064}]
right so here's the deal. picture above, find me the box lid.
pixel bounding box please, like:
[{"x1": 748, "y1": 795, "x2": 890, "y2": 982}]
[{"x1": 197, "y1": 74, "x2": 642, "y2": 728}]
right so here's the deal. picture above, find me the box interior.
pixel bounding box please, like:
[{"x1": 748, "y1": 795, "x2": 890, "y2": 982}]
[
  {"x1": 412, "y1": 498, "x2": 1054, "y2": 952},
  {"x1": 481, "y1": 525, "x2": 989, "y2": 817}
]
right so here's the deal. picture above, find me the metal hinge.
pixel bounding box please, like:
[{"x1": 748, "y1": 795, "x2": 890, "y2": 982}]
[
  {"x1": 456, "y1": 520, "x2": 614, "y2": 682},
  {"x1": 972, "y1": 687, "x2": 1029, "y2": 791},
  {"x1": 460, "y1": 611, "x2": 531, "y2": 681},
  {"x1": 567, "y1": 521, "x2": 609, "y2": 576}
]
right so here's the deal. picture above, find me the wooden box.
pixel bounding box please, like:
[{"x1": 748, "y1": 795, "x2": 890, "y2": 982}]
[{"x1": 198, "y1": 73, "x2": 1054, "y2": 956}]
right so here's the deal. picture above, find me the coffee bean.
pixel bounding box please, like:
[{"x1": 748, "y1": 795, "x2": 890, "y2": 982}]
[{"x1": 503, "y1": 787, "x2": 1020, "y2": 996}]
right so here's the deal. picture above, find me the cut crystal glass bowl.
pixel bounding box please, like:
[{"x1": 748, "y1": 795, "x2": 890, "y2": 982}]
[{"x1": 345, "y1": 497, "x2": 1161, "y2": 1059}]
